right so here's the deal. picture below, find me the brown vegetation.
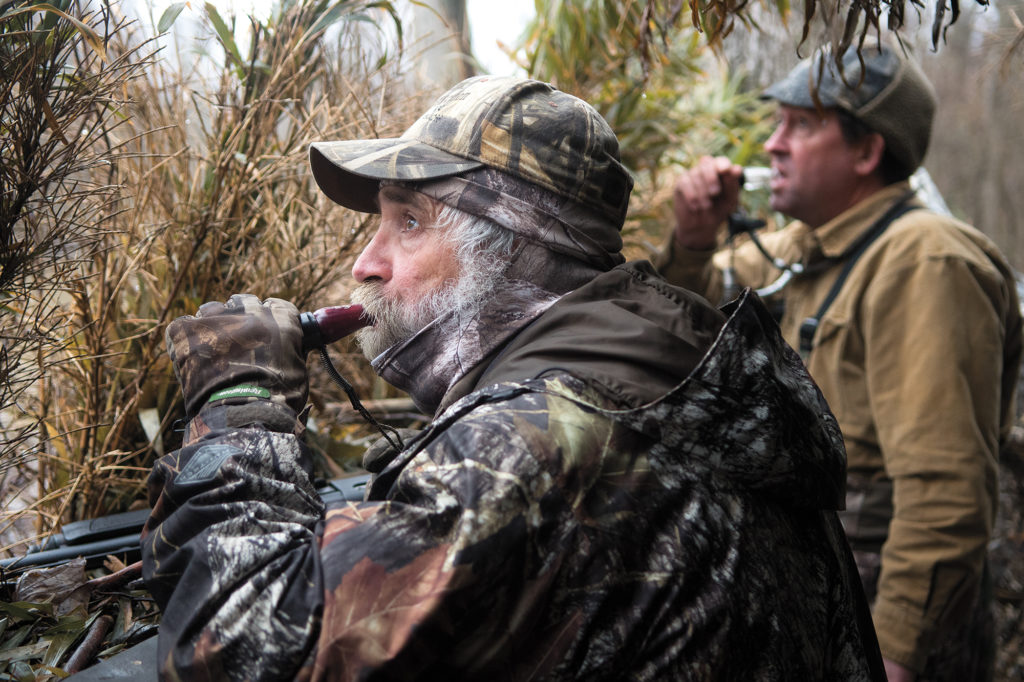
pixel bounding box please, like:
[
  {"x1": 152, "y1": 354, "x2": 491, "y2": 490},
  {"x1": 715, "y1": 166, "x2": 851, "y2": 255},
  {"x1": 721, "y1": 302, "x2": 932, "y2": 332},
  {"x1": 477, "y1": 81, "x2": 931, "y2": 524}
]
[
  {"x1": 0, "y1": 0, "x2": 424, "y2": 673},
  {"x1": 0, "y1": 0, "x2": 422, "y2": 555}
]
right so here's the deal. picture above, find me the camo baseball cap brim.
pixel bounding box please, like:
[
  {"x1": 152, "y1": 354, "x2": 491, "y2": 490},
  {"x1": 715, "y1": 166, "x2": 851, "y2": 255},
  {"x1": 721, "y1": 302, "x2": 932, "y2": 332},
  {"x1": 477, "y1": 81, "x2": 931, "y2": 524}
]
[
  {"x1": 309, "y1": 138, "x2": 484, "y2": 213},
  {"x1": 762, "y1": 40, "x2": 936, "y2": 172},
  {"x1": 309, "y1": 76, "x2": 633, "y2": 225}
]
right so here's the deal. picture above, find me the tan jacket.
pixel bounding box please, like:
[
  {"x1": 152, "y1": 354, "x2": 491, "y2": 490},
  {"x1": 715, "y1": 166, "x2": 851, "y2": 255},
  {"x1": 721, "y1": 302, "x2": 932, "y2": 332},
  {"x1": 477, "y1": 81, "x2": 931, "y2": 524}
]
[{"x1": 656, "y1": 182, "x2": 1023, "y2": 672}]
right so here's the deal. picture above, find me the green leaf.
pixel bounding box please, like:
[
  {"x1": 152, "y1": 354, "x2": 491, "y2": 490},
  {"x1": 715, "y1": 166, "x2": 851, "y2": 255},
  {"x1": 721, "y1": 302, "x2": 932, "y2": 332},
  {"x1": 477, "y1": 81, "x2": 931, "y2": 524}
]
[
  {"x1": 0, "y1": 624, "x2": 35, "y2": 654},
  {"x1": 41, "y1": 612, "x2": 91, "y2": 668},
  {"x1": 306, "y1": 1, "x2": 348, "y2": 36},
  {"x1": 204, "y1": 2, "x2": 243, "y2": 69},
  {"x1": 0, "y1": 602, "x2": 53, "y2": 623},
  {"x1": 157, "y1": 2, "x2": 187, "y2": 33},
  {"x1": 0, "y1": 638, "x2": 48, "y2": 663},
  {"x1": 9, "y1": 658, "x2": 37, "y2": 679},
  {"x1": 43, "y1": 629, "x2": 81, "y2": 668},
  {"x1": 0, "y1": 3, "x2": 107, "y2": 61}
]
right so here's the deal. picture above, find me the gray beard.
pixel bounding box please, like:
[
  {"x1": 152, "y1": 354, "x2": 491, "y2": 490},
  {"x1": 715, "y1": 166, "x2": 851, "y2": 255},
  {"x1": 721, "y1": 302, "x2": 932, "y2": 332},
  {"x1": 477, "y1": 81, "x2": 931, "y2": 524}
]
[{"x1": 350, "y1": 255, "x2": 506, "y2": 361}]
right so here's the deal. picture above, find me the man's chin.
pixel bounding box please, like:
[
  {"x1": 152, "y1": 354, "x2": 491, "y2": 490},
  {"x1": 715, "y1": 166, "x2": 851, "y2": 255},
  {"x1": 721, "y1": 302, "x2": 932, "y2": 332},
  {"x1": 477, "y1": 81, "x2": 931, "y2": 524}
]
[
  {"x1": 768, "y1": 192, "x2": 790, "y2": 216},
  {"x1": 354, "y1": 325, "x2": 405, "y2": 361},
  {"x1": 352, "y1": 309, "x2": 428, "y2": 361}
]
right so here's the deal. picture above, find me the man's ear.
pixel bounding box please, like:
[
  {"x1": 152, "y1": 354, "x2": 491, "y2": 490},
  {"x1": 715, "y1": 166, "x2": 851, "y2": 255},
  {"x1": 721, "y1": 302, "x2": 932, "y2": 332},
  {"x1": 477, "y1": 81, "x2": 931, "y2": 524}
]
[{"x1": 853, "y1": 132, "x2": 886, "y2": 177}]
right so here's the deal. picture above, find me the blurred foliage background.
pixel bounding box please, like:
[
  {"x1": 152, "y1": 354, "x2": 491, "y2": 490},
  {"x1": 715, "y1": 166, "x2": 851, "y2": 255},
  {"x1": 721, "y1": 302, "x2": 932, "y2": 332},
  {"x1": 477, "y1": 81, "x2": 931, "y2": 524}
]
[{"x1": 1, "y1": 0, "x2": 1022, "y2": 675}]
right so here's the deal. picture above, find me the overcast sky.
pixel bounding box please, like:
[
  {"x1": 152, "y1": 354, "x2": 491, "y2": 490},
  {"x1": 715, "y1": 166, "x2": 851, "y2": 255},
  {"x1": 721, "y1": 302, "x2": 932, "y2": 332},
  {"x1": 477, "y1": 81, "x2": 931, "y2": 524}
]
[{"x1": 465, "y1": 0, "x2": 533, "y2": 76}]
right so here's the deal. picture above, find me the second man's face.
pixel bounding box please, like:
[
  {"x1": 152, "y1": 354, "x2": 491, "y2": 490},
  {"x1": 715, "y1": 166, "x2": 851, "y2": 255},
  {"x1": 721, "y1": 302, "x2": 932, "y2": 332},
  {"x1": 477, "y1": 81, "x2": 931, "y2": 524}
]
[{"x1": 763, "y1": 105, "x2": 865, "y2": 228}]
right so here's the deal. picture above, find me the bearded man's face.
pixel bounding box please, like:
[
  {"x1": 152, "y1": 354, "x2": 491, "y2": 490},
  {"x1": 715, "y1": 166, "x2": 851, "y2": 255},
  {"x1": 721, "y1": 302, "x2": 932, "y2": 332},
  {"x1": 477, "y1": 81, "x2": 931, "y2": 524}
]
[{"x1": 350, "y1": 186, "x2": 503, "y2": 360}]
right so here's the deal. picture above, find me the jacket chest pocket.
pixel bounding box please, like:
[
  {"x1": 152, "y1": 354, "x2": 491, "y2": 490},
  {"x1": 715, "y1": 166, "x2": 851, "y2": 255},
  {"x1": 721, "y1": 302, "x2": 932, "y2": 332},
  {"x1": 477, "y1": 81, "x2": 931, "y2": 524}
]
[{"x1": 806, "y1": 314, "x2": 873, "y2": 442}]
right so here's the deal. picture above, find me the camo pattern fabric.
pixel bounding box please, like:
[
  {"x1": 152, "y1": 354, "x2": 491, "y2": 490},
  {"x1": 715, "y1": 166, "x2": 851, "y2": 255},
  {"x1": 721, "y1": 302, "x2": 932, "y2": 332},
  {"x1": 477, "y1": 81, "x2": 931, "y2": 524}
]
[
  {"x1": 410, "y1": 76, "x2": 630, "y2": 215},
  {"x1": 413, "y1": 167, "x2": 625, "y2": 270},
  {"x1": 143, "y1": 280, "x2": 884, "y2": 681},
  {"x1": 164, "y1": 294, "x2": 308, "y2": 419},
  {"x1": 143, "y1": 426, "x2": 324, "y2": 680}
]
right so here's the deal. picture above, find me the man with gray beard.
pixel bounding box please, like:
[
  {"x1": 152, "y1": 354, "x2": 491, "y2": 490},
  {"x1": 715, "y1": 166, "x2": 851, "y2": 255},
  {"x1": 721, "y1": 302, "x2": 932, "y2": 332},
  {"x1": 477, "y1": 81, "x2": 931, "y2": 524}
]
[
  {"x1": 350, "y1": 193, "x2": 514, "y2": 362},
  {"x1": 143, "y1": 76, "x2": 885, "y2": 681}
]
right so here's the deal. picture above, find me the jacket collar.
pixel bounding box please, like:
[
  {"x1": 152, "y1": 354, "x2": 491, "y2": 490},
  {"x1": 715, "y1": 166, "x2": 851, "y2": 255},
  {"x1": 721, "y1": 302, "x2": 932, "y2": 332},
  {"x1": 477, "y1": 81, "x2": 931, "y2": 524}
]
[{"x1": 799, "y1": 182, "x2": 915, "y2": 263}]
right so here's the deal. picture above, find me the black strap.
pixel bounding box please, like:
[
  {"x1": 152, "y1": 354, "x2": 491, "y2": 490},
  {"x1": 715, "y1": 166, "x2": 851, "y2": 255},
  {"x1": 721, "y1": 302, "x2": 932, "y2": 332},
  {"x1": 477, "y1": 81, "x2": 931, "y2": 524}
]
[{"x1": 799, "y1": 193, "x2": 919, "y2": 356}]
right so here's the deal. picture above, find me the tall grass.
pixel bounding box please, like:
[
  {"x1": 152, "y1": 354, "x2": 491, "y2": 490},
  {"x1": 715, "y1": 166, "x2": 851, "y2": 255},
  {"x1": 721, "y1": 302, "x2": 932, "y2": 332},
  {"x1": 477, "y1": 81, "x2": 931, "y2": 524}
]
[
  {"x1": 1, "y1": 0, "x2": 157, "y2": 549},
  {"x1": 0, "y1": 0, "x2": 421, "y2": 556}
]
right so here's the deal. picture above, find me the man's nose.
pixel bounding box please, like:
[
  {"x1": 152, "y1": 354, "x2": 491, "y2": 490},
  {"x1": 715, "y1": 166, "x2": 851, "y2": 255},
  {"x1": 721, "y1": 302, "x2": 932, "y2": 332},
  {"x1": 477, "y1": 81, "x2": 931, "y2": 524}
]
[
  {"x1": 352, "y1": 230, "x2": 391, "y2": 283},
  {"x1": 764, "y1": 126, "x2": 787, "y2": 154}
]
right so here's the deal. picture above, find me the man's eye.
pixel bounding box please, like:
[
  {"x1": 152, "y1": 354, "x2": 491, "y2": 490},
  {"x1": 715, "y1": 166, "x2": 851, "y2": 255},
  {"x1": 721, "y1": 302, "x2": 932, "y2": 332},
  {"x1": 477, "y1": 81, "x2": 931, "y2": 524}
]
[{"x1": 403, "y1": 215, "x2": 419, "y2": 231}]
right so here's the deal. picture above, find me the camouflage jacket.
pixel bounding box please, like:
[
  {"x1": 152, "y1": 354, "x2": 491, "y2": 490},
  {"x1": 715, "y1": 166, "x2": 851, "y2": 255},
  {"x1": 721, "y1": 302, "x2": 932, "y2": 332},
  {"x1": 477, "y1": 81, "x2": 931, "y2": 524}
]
[{"x1": 143, "y1": 262, "x2": 884, "y2": 680}]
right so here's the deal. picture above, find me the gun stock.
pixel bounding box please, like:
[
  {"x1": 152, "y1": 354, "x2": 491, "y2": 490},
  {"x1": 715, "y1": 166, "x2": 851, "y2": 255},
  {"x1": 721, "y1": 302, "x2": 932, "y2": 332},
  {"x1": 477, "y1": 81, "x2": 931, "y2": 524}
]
[{"x1": 1, "y1": 473, "x2": 371, "y2": 576}]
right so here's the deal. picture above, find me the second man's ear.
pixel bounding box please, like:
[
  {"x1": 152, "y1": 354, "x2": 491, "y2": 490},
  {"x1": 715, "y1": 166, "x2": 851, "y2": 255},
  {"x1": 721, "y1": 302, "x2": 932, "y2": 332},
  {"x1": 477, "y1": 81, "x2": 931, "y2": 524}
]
[{"x1": 854, "y1": 132, "x2": 887, "y2": 177}]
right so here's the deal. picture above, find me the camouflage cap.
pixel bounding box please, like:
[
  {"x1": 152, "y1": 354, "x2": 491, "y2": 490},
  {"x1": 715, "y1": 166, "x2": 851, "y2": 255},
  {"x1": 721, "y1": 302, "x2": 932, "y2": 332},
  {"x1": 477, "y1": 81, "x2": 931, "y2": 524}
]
[
  {"x1": 414, "y1": 167, "x2": 625, "y2": 271},
  {"x1": 309, "y1": 76, "x2": 633, "y2": 227},
  {"x1": 763, "y1": 41, "x2": 936, "y2": 173}
]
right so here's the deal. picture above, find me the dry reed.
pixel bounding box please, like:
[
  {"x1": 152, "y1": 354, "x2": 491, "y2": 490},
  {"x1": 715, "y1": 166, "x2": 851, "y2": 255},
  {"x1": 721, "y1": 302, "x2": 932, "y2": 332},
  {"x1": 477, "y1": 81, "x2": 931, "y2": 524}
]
[{"x1": 0, "y1": 0, "x2": 424, "y2": 558}]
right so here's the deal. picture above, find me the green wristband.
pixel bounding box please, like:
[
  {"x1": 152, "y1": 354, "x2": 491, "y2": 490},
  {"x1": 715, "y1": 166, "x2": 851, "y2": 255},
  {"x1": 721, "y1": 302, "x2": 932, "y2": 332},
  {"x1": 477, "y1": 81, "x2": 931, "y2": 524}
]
[{"x1": 207, "y1": 384, "x2": 271, "y2": 403}]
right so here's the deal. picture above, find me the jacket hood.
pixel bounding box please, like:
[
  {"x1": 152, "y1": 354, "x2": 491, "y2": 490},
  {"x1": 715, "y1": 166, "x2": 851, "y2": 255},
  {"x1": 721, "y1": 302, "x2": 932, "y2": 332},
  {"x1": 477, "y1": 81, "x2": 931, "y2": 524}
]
[
  {"x1": 657, "y1": 286, "x2": 847, "y2": 510},
  {"x1": 478, "y1": 260, "x2": 724, "y2": 407},
  {"x1": 479, "y1": 262, "x2": 848, "y2": 511}
]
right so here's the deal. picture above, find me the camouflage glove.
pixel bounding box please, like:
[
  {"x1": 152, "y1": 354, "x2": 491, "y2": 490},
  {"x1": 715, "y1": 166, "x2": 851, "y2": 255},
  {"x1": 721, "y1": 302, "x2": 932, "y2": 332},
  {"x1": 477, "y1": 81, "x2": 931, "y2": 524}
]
[{"x1": 165, "y1": 294, "x2": 308, "y2": 422}]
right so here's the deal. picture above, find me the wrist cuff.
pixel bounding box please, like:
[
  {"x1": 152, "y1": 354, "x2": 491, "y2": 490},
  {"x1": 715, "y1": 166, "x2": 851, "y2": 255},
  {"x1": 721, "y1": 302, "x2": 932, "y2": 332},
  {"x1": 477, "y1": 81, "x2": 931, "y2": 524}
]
[
  {"x1": 185, "y1": 400, "x2": 305, "y2": 446},
  {"x1": 208, "y1": 384, "x2": 271, "y2": 403}
]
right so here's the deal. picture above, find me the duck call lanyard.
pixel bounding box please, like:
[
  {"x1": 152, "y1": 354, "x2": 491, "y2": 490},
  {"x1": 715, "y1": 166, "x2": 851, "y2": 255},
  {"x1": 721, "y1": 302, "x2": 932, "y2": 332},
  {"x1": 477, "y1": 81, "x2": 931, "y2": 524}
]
[{"x1": 794, "y1": 191, "x2": 919, "y2": 357}]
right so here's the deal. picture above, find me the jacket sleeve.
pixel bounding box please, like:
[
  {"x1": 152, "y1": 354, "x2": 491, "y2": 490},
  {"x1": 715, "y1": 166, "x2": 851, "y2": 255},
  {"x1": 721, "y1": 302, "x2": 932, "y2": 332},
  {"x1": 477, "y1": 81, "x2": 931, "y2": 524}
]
[
  {"x1": 653, "y1": 226, "x2": 795, "y2": 305},
  {"x1": 142, "y1": 419, "x2": 326, "y2": 681},
  {"x1": 861, "y1": 254, "x2": 1008, "y2": 671},
  {"x1": 653, "y1": 230, "x2": 725, "y2": 303},
  {"x1": 142, "y1": 394, "x2": 587, "y2": 682},
  {"x1": 304, "y1": 393, "x2": 590, "y2": 680}
]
